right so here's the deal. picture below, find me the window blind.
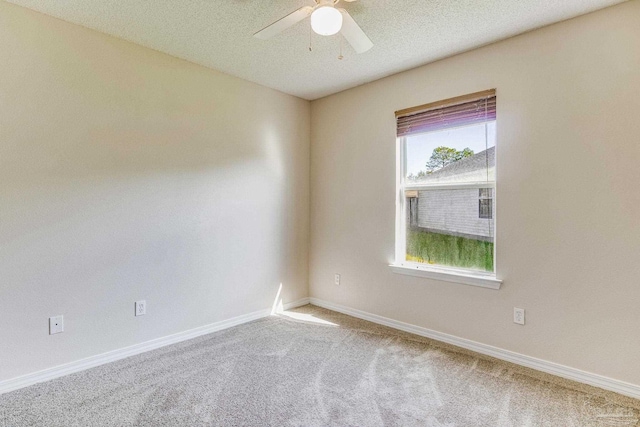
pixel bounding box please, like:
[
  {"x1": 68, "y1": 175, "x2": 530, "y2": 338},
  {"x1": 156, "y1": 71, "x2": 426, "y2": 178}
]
[{"x1": 396, "y1": 89, "x2": 496, "y2": 137}]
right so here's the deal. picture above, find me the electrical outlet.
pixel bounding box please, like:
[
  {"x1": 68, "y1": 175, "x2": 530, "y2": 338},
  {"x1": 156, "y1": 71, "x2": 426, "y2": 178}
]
[
  {"x1": 135, "y1": 300, "x2": 146, "y2": 316},
  {"x1": 514, "y1": 307, "x2": 525, "y2": 325},
  {"x1": 49, "y1": 315, "x2": 64, "y2": 335},
  {"x1": 334, "y1": 274, "x2": 341, "y2": 286}
]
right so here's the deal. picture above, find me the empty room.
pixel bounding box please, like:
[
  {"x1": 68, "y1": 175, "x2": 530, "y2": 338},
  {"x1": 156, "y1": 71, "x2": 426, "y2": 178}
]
[{"x1": 1, "y1": 0, "x2": 639, "y2": 425}]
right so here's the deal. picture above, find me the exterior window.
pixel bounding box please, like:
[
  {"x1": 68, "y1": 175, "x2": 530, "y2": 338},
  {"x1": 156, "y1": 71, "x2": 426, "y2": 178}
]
[
  {"x1": 479, "y1": 188, "x2": 493, "y2": 219},
  {"x1": 395, "y1": 91, "x2": 497, "y2": 277},
  {"x1": 407, "y1": 190, "x2": 419, "y2": 228}
]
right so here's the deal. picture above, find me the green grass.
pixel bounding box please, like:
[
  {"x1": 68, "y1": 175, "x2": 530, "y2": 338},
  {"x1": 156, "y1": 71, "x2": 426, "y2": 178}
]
[{"x1": 406, "y1": 229, "x2": 494, "y2": 272}]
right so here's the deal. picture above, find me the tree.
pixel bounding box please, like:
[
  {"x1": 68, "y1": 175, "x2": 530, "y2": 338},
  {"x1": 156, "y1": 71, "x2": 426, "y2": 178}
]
[
  {"x1": 407, "y1": 170, "x2": 428, "y2": 181},
  {"x1": 425, "y1": 146, "x2": 473, "y2": 172}
]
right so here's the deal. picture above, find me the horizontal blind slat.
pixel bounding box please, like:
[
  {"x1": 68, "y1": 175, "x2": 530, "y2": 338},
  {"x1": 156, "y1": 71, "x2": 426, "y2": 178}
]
[
  {"x1": 397, "y1": 94, "x2": 496, "y2": 137},
  {"x1": 395, "y1": 89, "x2": 496, "y2": 117}
]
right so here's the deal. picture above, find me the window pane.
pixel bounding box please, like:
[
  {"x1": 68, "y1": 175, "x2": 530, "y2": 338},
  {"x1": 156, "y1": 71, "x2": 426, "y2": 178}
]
[
  {"x1": 479, "y1": 188, "x2": 492, "y2": 198},
  {"x1": 479, "y1": 199, "x2": 492, "y2": 219},
  {"x1": 405, "y1": 188, "x2": 494, "y2": 272},
  {"x1": 400, "y1": 119, "x2": 496, "y2": 274},
  {"x1": 405, "y1": 122, "x2": 496, "y2": 184}
]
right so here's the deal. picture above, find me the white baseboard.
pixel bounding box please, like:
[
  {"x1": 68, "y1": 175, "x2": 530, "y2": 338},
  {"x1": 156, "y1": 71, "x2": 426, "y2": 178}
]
[
  {"x1": 0, "y1": 297, "x2": 310, "y2": 395},
  {"x1": 283, "y1": 297, "x2": 310, "y2": 311},
  {"x1": 309, "y1": 297, "x2": 640, "y2": 400},
  {"x1": 7, "y1": 296, "x2": 634, "y2": 401}
]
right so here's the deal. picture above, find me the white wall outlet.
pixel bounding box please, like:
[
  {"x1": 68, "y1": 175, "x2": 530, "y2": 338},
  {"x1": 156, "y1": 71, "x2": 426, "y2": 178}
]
[
  {"x1": 49, "y1": 315, "x2": 64, "y2": 335},
  {"x1": 135, "y1": 300, "x2": 146, "y2": 316},
  {"x1": 514, "y1": 307, "x2": 525, "y2": 325},
  {"x1": 334, "y1": 274, "x2": 341, "y2": 286}
]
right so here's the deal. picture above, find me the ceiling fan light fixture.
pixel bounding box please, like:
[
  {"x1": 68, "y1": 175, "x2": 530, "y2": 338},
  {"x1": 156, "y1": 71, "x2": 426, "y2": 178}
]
[{"x1": 310, "y1": 6, "x2": 343, "y2": 36}]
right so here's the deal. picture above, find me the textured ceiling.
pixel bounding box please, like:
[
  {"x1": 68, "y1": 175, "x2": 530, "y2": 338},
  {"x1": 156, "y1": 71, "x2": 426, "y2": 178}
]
[{"x1": 6, "y1": 0, "x2": 627, "y2": 100}]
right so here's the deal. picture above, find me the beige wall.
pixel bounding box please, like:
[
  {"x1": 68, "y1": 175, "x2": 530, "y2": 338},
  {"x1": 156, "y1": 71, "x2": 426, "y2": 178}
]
[
  {"x1": 310, "y1": 0, "x2": 640, "y2": 385},
  {"x1": 0, "y1": 2, "x2": 310, "y2": 381}
]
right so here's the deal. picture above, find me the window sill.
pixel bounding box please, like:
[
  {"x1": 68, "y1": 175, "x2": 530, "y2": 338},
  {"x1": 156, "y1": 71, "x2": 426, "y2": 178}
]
[{"x1": 389, "y1": 264, "x2": 502, "y2": 290}]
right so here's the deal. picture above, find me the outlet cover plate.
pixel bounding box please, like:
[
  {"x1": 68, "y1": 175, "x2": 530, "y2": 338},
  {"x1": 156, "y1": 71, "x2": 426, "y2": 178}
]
[
  {"x1": 135, "y1": 300, "x2": 146, "y2": 316},
  {"x1": 514, "y1": 307, "x2": 525, "y2": 325},
  {"x1": 49, "y1": 315, "x2": 64, "y2": 335},
  {"x1": 334, "y1": 274, "x2": 341, "y2": 286}
]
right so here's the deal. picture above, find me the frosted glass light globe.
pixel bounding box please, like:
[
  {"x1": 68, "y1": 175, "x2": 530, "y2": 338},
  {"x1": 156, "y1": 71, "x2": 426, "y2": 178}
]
[{"x1": 310, "y1": 6, "x2": 343, "y2": 36}]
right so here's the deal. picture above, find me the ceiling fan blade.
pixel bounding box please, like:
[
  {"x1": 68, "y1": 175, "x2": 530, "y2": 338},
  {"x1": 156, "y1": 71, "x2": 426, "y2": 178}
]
[
  {"x1": 339, "y1": 9, "x2": 373, "y2": 53},
  {"x1": 254, "y1": 6, "x2": 314, "y2": 40}
]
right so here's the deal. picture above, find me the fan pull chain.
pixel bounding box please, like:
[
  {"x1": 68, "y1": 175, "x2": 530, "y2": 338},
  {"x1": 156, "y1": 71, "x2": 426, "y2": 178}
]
[
  {"x1": 338, "y1": 37, "x2": 343, "y2": 60},
  {"x1": 309, "y1": 23, "x2": 312, "y2": 52}
]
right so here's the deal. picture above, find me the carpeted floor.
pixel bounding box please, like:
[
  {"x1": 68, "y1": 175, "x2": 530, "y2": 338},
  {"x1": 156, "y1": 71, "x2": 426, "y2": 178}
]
[{"x1": 1, "y1": 304, "x2": 639, "y2": 426}]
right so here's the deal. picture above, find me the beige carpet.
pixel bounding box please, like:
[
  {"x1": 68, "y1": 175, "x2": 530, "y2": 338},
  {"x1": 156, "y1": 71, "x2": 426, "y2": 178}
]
[{"x1": 1, "y1": 304, "x2": 638, "y2": 426}]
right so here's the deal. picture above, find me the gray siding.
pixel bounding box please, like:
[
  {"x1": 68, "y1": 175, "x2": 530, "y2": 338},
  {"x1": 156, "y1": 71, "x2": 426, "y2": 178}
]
[{"x1": 416, "y1": 189, "x2": 494, "y2": 239}]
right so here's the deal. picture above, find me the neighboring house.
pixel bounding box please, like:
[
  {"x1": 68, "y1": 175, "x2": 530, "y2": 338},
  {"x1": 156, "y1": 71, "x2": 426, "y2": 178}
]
[{"x1": 409, "y1": 147, "x2": 495, "y2": 241}]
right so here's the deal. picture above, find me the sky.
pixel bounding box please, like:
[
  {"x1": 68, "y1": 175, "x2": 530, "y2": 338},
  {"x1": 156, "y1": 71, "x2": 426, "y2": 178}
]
[{"x1": 405, "y1": 122, "x2": 496, "y2": 176}]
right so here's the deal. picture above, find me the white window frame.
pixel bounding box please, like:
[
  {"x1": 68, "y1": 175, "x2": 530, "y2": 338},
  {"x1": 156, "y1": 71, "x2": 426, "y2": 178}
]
[{"x1": 390, "y1": 134, "x2": 502, "y2": 290}]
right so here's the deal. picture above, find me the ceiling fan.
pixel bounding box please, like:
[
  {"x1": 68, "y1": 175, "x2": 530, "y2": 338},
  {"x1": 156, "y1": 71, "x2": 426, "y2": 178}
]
[{"x1": 254, "y1": 0, "x2": 373, "y2": 54}]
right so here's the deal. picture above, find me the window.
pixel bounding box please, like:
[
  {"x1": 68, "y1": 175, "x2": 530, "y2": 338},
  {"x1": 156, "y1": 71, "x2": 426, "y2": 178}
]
[
  {"x1": 479, "y1": 188, "x2": 493, "y2": 219},
  {"x1": 406, "y1": 190, "x2": 419, "y2": 228},
  {"x1": 392, "y1": 90, "x2": 501, "y2": 288}
]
